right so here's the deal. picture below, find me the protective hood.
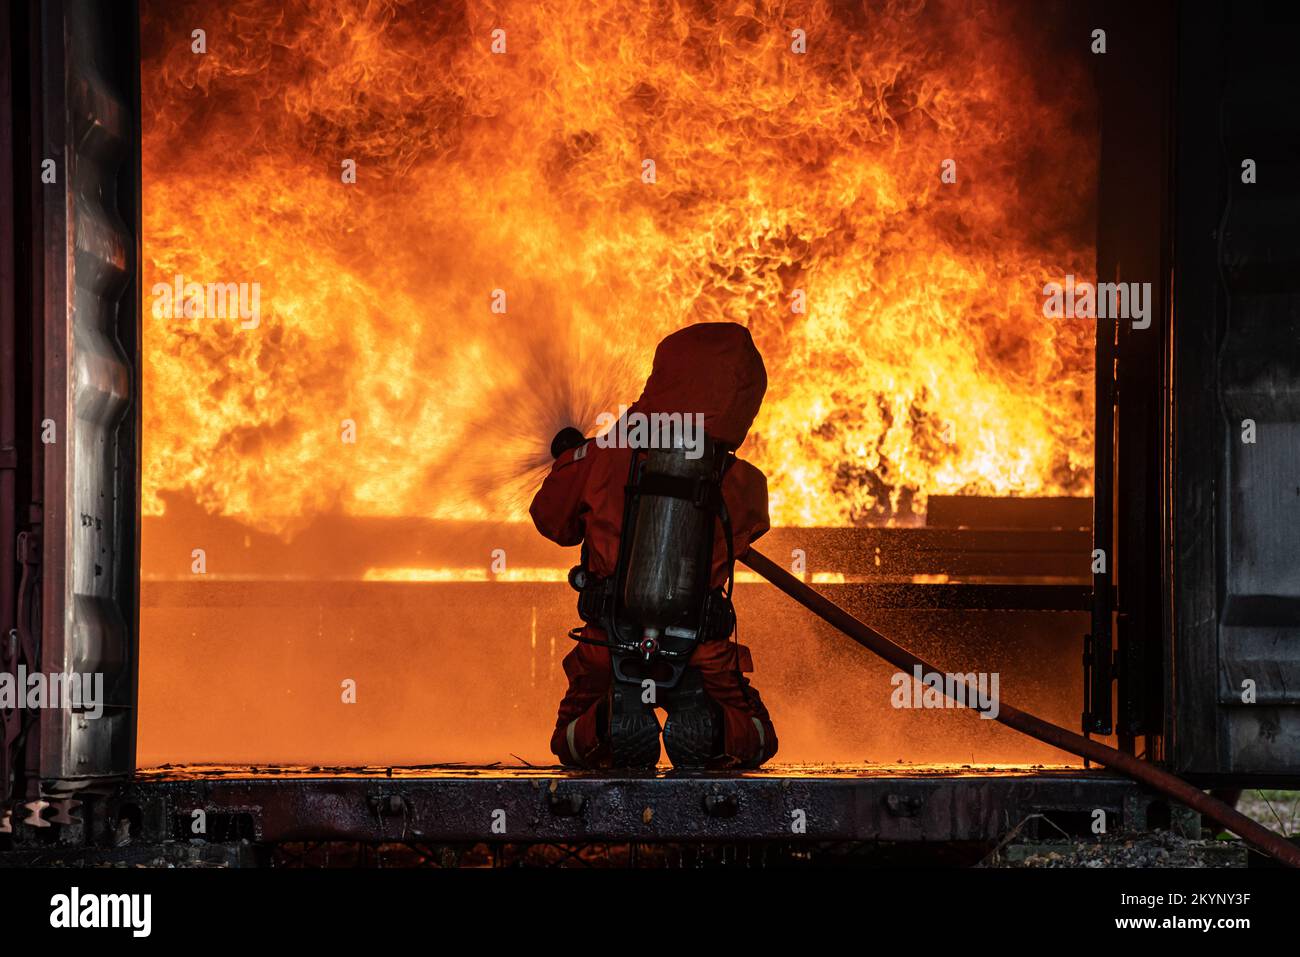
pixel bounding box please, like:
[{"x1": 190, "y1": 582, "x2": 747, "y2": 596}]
[{"x1": 628, "y1": 322, "x2": 767, "y2": 449}]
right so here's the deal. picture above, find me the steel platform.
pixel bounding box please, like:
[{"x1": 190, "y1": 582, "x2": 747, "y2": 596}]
[{"x1": 105, "y1": 763, "x2": 1158, "y2": 846}]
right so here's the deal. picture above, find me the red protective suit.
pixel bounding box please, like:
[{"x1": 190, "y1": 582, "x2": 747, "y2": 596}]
[{"x1": 530, "y1": 322, "x2": 779, "y2": 768}]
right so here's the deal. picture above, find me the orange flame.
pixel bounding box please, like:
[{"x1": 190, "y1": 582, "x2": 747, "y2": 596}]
[{"x1": 141, "y1": 0, "x2": 1095, "y2": 533}]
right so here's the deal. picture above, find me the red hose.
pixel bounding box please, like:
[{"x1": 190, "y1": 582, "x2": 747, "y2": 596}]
[{"x1": 741, "y1": 547, "x2": 1300, "y2": 868}]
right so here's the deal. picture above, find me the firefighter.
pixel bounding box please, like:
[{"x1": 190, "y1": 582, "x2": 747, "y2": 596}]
[{"x1": 529, "y1": 322, "x2": 778, "y2": 770}]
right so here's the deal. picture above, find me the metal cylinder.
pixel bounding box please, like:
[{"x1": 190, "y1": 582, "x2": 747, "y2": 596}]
[{"x1": 622, "y1": 441, "x2": 715, "y2": 633}]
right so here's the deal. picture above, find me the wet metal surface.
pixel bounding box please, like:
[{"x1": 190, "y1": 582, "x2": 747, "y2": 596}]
[
  {"x1": 136, "y1": 761, "x2": 1089, "y2": 780},
  {"x1": 118, "y1": 764, "x2": 1148, "y2": 845}
]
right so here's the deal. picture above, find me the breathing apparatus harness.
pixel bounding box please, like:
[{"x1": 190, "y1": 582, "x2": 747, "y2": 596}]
[{"x1": 563, "y1": 436, "x2": 739, "y2": 690}]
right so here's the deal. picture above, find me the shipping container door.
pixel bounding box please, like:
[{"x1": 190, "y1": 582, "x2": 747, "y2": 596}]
[
  {"x1": 1173, "y1": 0, "x2": 1300, "y2": 781},
  {"x1": 33, "y1": 0, "x2": 141, "y2": 790}
]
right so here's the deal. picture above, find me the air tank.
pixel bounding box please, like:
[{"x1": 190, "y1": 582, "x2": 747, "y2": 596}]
[{"x1": 621, "y1": 439, "x2": 717, "y2": 636}]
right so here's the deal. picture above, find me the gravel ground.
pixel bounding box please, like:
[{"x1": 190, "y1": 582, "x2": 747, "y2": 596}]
[
  {"x1": 1234, "y1": 790, "x2": 1300, "y2": 839},
  {"x1": 987, "y1": 790, "x2": 1299, "y2": 868},
  {"x1": 986, "y1": 829, "x2": 1248, "y2": 868}
]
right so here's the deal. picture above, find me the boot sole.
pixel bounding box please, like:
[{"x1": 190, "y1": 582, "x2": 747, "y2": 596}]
[
  {"x1": 662, "y1": 706, "x2": 717, "y2": 769},
  {"x1": 609, "y1": 711, "x2": 661, "y2": 769}
]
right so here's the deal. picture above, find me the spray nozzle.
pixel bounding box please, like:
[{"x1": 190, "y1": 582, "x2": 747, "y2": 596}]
[{"x1": 550, "y1": 426, "x2": 587, "y2": 460}]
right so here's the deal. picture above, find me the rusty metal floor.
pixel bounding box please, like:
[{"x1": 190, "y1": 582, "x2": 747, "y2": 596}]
[{"x1": 114, "y1": 762, "x2": 1154, "y2": 845}]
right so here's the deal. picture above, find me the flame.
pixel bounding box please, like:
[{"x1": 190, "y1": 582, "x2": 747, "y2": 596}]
[{"x1": 141, "y1": 0, "x2": 1095, "y2": 533}]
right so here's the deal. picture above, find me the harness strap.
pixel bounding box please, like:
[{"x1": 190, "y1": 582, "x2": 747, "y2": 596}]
[
  {"x1": 630, "y1": 472, "x2": 721, "y2": 509},
  {"x1": 570, "y1": 446, "x2": 741, "y2": 653}
]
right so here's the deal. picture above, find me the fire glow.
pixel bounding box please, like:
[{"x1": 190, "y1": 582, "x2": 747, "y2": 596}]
[
  {"x1": 137, "y1": 0, "x2": 1098, "y2": 767},
  {"x1": 141, "y1": 0, "x2": 1096, "y2": 534}
]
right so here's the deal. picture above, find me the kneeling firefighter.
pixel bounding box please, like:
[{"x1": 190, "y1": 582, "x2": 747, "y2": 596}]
[{"x1": 530, "y1": 322, "x2": 778, "y2": 769}]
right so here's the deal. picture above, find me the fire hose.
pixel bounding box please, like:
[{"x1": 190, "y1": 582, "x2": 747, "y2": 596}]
[{"x1": 739, "y1": 546, "x2": 1300, "y2": 868}]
